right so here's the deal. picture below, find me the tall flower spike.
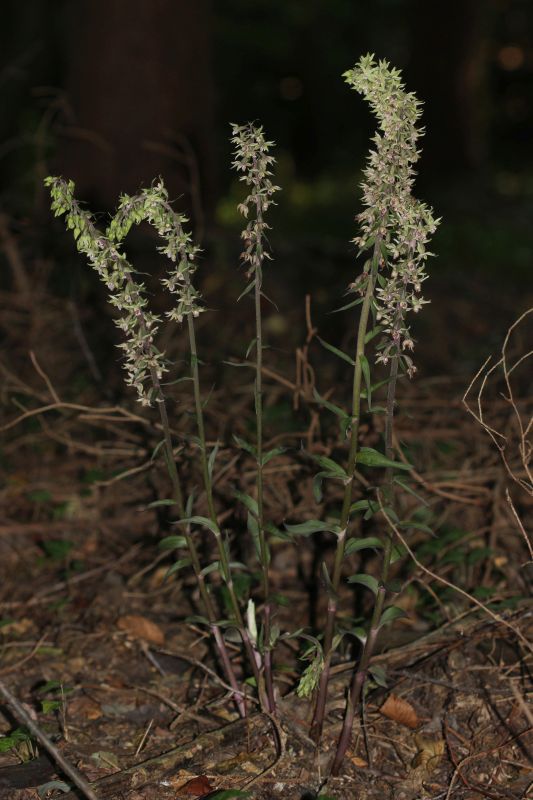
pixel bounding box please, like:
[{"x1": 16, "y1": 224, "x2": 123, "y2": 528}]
[
  {"x1": 46, "y1": 177, "x2": 167, "y2": 406},
  {"x1": 344, "y1": 54, "x2": 439, "y2": 375},
  {"x1": 230, "y1": 122, "x2": 280, "y2": 277}
]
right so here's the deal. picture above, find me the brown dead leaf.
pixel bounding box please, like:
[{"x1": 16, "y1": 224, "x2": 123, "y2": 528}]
[
  {"x1": 116, "y1": 615, "x2": 165, "y2": 646},
  {"x1": 380, "y1": 693, "x2": 421, "y2": 729},
  {"x1": 176, "y1": 775, "x2": 213, "y2": 796},
  {"x1": 68, "y1": 695, "x2": 102, "y2": 720},
  {"x1": 349, "y1": 753, "x2": 368, "y2": 767}
]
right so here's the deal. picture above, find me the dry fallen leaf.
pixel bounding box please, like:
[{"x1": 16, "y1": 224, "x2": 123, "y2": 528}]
[
  {"x1": 349, "y1": 753, "x2": 369, "y2": 768},
  {"x1": 380, "y1": 693, "x2": 421, "y2": 729},
  {"x1": 177, "y1": 775, "x2": 213, "y2": 796},
  {"x1": 116, "y1": 614, "x2": 165, "y2": 645},
  {"x1": 68, "y1": 695, "x2": 102, "y2": 720}
]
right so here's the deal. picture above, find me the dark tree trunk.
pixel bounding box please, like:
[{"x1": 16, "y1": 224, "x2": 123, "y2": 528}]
[{"x1": 59, "y1": 0, "x2": 214, "y2": 232}]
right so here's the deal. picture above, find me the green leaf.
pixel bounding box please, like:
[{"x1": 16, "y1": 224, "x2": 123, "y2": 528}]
[
  {"x1": 177, "y1": 516, "x2": 220, "y2": 535},
  {"x1": 247, "y1": 513, "x2": 261, "y2": 559},
  {"x1": 261, "y1": 446, "x2": 286, "y2": 466},
  {"x1": 349, "y1": 499, "x2": 371, "y2": 515},
  {"x1": 347, "y1": 573, "x2": 379, "y2": 595},
  {"x1": 317, "y1": 337, "x2": 355, "y2": 366},
  {"x1": 148, "y1": 499, "x2": 176, "y2": 508},
  {"x1": 383, "y1": 579, "x2": 402, "y2": 594},
  {"x1": 150, "y1": 438, "x2": 166, "y2": 461},
  {"x1": 399, "y1": 520, "x2": 435, "y2": 535},
  {"x1": 364, "y1": 325, "x2": 383, "y2": 344},
  {"x1": 379, "y1": 605, "x2": 406, "y2": 628},
  {"x1": 356, "y1": 447, "x2": 412, "y2": 470},
  {"x1": 285, "y1": 520, "x2": 335, "y2": 536},
  {"x1": 368, "y1": 663, "x2": 387, "y2": 687},
  {"x1": 235, "y1": 491, "x2": 259, "y2": 518},
  {"x1": 245, "y1": 338, "x2": 257, "y2": 358},
  {"x1": 332, "y1": 297, "x2": 363, "y2": 313},
  {"x1": 159, "y1": 535, "x2": 187, "y2": 550},
  {"x1": 165, "y1": 558, "x2": 192, "y2": 577},
  {"x1": 350, "y1": 626, "x2": 367, "y2": 645},
  {"x1": 237, "y1": 279, "x2": 256, "y2": 302},
  {"x1": 208, "y1": 444, "x2": 219, "y2": 481},
  {"x1": 310, "y1": 454, "x2": 347, "y2": 479},
  {"x1": 313, "y1": 388, "x2": 346, "y2": 419},
  {"x1": 344, "y1": 536, "x2": 383, "y2": 555},
  {"x1": 359, "y1": 354, "x2": 372, "y2": 408},
  {"x1": 321, "y1": 562, "x2": 338, "y2": 599},
  {"x1": 390, "y1": 544, "x2": 406, "y2": 564},
  {"x1": 312, "y1": 471, "x2": 327, "y2": 503},
  {"x1": 393, "y1": 477, "x2": 428, "y2": 505},
  {"x1": 233, "y1": 435, "x2": 257, "y2": 458},
  {"x1": 41, "y1": 699, "x2": 61, "y2": 714}
]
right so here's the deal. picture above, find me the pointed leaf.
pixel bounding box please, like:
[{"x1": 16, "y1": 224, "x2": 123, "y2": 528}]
[
  {"x1": 368, "y1": 663, "x2": 387, "y2": 687},
  {"x1": 356, "y1": 447, "x2": 412, "y2": 470},
  {"x1": 261, "y1": 446, "x2": 286, "y2": 466},
  {"x1": 165, "y1": 558, "x2": 192, "y2": 577},
  {"x1": 285, "y1": 520, "x2": 332, "y2": 536},
  {"x1": 310, "y1": 454, "x2": 347, "y2": 479},
  {"x1": 148, "y1": 499, "x2": 177, "y2": 508},
  {"x1": 347, "y1": 573, "x2": 379, "y2": 595},
  {"x1": 159, "y1": 535, "x2": 187, "y2": 550},
  {"x1": 317, "y1": 337, "x2": 355, "y2": 366},
  {"x1": 379, "y1": 606, "x2": 407, "y2": 628},
  {"x1": 345, "y1": 536, "x2": 383, "y2": 555},
  {"x1": 235, "y1": 491, "x2": 259, "y2": 518},
  {"x1": 359, "y1": 354, "x2": 372, "y2": 408},
  {"x1": 178, "y1": 516, "x2": 220, "y2": 535},
  {"x1": 233, "y1": 435, "x2": 257, "y2": 457},
  {"x1": 321, "y1": 562, "x2": 338, "y2": 600}
]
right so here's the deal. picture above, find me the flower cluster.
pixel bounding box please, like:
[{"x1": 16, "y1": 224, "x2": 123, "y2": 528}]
[
  {"x1": 109, "y1": 182, "x2": 203, "y2": 325},
  {"x1": 344, "y1": 54, "x2": 439, "y2": 375},
  {"x1": 231, "y1": 123, "x2": 280, "y2": 277},
  {"x1": 46, "y1": 177, "x2": 203, "y2": 405},
  {"x1": 46, "y1": 177, "x2": 166, "y2": 405}
]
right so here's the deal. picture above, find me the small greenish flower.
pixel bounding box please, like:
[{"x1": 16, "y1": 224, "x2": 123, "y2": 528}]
[
  {"x1": 230, "y1": 122, "x2": 280, "y2": 277},
  {"x1": 344, "y1": 54, "x2": 440, "y2": 375},
  {"x1": 45, "y1": 177, "x2": 203, "y2": 405}
]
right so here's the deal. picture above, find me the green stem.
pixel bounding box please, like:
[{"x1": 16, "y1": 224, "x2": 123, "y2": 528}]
[
  {"x1": 121, "y1": 272, "x2": 246, "y2": 718},
  {"x1": 330, "y1": 347, "x2": 400, "y2": 775},
  {"x1": 252, "y1": 196, "x2": 276, "y2": 714},
  {"x1": 309, "y1": 240, "x2": 380, "y2": 743},
  {"x1": 186, "y1": 307, "x2": 268, "y2": 710}
]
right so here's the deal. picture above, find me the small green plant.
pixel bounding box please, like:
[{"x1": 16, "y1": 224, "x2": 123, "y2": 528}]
[
  {"x1": 45, "y1": 52, "x2": 438, "y2": 776},
  {"x1": 231, "y1": 122, "x2": 282, "y2": 713}
]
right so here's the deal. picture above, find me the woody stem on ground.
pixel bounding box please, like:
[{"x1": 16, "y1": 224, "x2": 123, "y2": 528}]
[
  {"x1": 309, "y1": 241, "x2": 380, "y2": 743},
  {"x1": 186, "y1": 303, "x2": 268, "y2": 710},
  {"x1": 330, "y1": 347, "x2": 400, "y2": 775}
]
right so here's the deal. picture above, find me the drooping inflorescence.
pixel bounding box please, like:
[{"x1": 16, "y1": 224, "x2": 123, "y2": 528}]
[
  {"x1": 46, "y1": 177, "x2": 202, "y2": 405},
  {"x1": 344, "y1": 54, "x2": 439, "y2": 374}
]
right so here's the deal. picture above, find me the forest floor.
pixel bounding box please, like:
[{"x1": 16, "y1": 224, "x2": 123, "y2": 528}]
[{"x1": 0, "y1": 236, "x2": 532, "y2": 800}]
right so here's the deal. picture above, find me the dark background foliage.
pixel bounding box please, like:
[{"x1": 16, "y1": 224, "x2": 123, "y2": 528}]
[{"x1": 1, "y1": 0, "x2": 532, "y2": 374}]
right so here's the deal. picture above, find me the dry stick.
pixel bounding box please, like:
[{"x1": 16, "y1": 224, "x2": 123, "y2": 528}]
[
  {"x1": 380, "y1": 501, "x2": 533, "y2": 654},
  {"x1": 186, "y1": 308, "x2": 265, "y2": 711},
  {"x1": 330, "y1": 343, "x2": 400, "y2": 775},
  {"x1": 0, "y1": 680, "x2": 99, "y2": 800},
  {"x1": 309, "y1": 244, "x2": 380, "y2": 743}
]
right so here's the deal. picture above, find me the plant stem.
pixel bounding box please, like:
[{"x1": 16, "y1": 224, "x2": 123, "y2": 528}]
[
  {"x1": 253, "y1": 211, "x2": 276, "y2": 714},
  {"x1": 309, "y1": 242, "x2": 380, "y2": 742},
  {"x1": 330, "y1": 347, "x2": 400, "y2": 775},
  {"x1": 186, "y1": 307, "x2": 268, "y2": 711},
  {"x1": 122, "y1": 272, "x2": 246, "y2": 718}
]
